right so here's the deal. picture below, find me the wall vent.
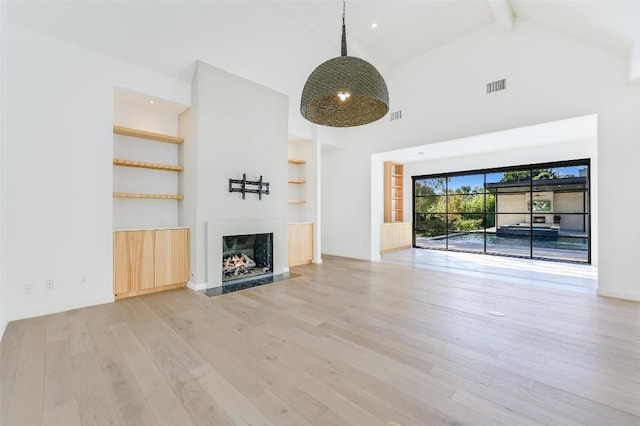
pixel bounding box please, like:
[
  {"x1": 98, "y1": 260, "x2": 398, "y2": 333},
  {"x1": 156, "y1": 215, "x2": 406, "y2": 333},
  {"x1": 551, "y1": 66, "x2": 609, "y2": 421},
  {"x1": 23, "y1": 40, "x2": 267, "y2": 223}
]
[
  {"x1": 487, "y1": 78, "x2": 506, "y2": 94},
  {"x1": 390, "y1": 110, "x2": 402, "y2": 121}
]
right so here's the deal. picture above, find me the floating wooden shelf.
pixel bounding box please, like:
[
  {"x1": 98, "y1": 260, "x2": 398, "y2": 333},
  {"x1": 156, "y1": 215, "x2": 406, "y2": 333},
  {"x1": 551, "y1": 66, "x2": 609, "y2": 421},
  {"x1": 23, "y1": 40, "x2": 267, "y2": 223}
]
[
  {"x1": 288, "y1": 159, "x2": 306, "y2": 165},
  {"x1": 288, "y1": 200, "x2": 307, "y2": 204},
  {"x1": 114, "y1": 192, "x2": 184, "y2": 200},
  {"x1": 113, "y1": 125, "x2": 184, "y2": 144},
  {"x1": 384, "y1": 161, "x2": 404, "y2": 223},
  {"x1": 288, "y1": 179, "x2": 306, "y2": 184},
  {"x1": 113, "y1": 158, "x2": 184, "y2": 172}
]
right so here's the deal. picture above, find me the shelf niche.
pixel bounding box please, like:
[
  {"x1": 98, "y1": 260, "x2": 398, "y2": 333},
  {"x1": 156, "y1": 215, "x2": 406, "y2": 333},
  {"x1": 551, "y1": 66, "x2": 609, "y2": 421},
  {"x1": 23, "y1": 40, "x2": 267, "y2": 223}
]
[
  {"x1": 384, "y1": 161, "x2": 404, "y2": 223},
  {"x1": 112, "y1": 125, "x2": 184, "y2": 203},
  {"x1": 288, "y1": 158, "x2": 307, "y2": 205}
]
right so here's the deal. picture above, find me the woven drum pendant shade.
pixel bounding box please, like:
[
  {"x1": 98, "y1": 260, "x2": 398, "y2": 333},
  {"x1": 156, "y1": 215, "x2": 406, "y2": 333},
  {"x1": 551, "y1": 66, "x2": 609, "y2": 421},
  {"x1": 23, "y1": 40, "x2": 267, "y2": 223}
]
[{"x1": 300, "y1": 1, "x2": 389, "y2": 127}]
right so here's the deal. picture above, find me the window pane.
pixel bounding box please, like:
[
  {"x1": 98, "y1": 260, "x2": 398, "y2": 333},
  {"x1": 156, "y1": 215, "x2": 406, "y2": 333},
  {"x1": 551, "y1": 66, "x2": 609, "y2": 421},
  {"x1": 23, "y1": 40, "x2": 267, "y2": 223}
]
[
  {"x1": 487, "y1": 214, "x2": 532, "y2": 257},
  {"x1": 487, "y1": 170, "x2": 531, "y2": 194},
  {"x1": 415, "y1": 212, "x2": 448, "y2": 249},
  {"x1": 446, "y1": 214, "x2": 485, "y2": 253},
  {"x1": 448, "y1": 192, "x2": 486, "y2": 214},
  {"x1": 415, "y1": 177, "x2": 447, "y2": 196},
  {"x1": 414, "y1": 213, "x2": 447, "y2": 236},
  {"x1": 447, "y1": 213, "x2": 485, "y2": 233},
  {"x1": 415, "y1": 195, "x2": 446, "y2": 213},
  {"x1": 533, "y1": 235, "x2": 589, "y2": 262},
  {"x1": 448, "y1": 174, "x2": 485, "y2": 194}
]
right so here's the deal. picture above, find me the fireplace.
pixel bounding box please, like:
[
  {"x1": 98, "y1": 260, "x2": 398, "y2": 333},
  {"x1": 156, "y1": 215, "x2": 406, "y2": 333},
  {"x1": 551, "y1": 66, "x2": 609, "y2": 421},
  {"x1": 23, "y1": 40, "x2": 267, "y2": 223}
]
[
  {"x1": 533, "y1": 216, "x2": 546, "y2": 223},
  {"x1": 222, "y1": 233, "x2": 273, "y2": 283}
]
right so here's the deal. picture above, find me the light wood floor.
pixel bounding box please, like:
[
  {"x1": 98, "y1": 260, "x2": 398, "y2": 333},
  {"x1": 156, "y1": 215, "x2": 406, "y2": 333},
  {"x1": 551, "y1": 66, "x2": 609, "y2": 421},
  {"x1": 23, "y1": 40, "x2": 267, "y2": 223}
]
[{"x1": 2, "y1": 253, "x2": 639, "y2": 425}]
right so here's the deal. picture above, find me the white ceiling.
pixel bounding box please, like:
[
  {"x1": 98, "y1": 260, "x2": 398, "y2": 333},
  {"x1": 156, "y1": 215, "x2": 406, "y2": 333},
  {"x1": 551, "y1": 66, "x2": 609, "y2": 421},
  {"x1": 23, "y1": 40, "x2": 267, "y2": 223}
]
[{"x1": 7, "y1": 0, "x2": 640, "y2": 86}]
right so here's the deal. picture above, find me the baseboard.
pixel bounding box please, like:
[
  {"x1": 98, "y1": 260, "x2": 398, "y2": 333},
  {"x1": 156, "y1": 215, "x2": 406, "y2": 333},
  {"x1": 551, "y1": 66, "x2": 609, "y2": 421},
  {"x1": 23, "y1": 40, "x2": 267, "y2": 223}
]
[
  {"x1": 597, "y1": 288, "x2": 640, "y2": 302},
  {"x1": 7, "y1": 295, "x2": 115, "y2": 327},
  {"x1": 187, "y1": 281, "x2": 209, "y2": 291}
]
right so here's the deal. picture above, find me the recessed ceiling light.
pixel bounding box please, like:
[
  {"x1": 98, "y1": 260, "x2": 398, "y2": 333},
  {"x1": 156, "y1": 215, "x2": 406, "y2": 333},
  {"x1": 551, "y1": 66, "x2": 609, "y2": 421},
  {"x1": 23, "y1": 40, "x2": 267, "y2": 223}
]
[
  {"x1": 149, "y1": 100, "x2": 155, "y2": 104},
  {"x1": 371, "y1": 23, "x2": 378, "y2": 29}
]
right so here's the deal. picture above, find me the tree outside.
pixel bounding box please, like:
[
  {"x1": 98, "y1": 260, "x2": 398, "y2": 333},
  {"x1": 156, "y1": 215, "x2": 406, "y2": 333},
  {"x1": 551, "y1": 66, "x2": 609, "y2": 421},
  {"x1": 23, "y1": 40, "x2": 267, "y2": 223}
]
[{"x1": 415, "y1": 179, "x2": 495, "y2": 237}]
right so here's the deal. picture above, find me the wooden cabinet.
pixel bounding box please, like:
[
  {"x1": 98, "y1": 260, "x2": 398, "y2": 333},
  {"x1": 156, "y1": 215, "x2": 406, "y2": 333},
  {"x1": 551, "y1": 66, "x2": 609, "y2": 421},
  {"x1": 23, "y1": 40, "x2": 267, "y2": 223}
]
[
  {"x1": 380, "y1": 223, "x2": 412, "y2": 253},
  {"x1": 113, "y1": 230, "x2": 155, "y2": 294},
  {"x1": 384, "y1": 161, "x2": 404, "y2": 223},
  {"x1": 288, "y1": 223, "x2": 313, "y2": 267},
  {"x1": 154, "y1": 229, "x2": 190, "y2": 287},
  {"x1": 113, "y1": 228, "x2": 189, "y2": 299}
]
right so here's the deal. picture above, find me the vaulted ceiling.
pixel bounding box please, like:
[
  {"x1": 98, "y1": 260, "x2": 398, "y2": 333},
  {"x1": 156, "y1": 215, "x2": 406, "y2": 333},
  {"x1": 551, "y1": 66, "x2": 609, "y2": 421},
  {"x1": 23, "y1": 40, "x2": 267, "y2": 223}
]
[{"x1": 7, "y1": 1, "x2": 640, "y2": 86}]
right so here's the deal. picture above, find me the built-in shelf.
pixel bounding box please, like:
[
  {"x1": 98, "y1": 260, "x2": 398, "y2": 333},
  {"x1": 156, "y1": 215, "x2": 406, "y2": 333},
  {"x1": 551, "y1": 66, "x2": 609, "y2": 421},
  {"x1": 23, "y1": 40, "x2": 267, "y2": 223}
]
[
  {"x1": 114, "y1": 192, "x2": 184, "y2": 200},
  {"x1": 113, "y1": 158, "x2": 184, "y2": 172},
  {"x1": 113, "y1": 125, "x2": 184, "y2": 144},
  {"x1": 113, "y1": 125, "x2": 185, "y2": 206},
  {"x1": 289, "y1": 158, "x2": 307, "y2": 204},
  {"x1": 384, "y1": 161, "x2": 404, "y2": 223}
]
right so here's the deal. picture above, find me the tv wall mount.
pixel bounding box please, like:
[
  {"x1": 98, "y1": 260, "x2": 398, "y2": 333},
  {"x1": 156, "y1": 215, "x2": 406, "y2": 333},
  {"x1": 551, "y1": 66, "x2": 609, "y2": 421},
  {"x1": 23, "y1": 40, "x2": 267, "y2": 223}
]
[{"x1": 229, "y1": 174, "x2": 270, "y2": 200}]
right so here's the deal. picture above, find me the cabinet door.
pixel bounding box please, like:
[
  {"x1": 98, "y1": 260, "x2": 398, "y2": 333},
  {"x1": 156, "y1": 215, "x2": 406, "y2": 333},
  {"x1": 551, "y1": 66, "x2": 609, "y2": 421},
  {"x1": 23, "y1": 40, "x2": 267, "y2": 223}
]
[
  {"x1": 288, "y1": 224, "x2": 302, "y2": 266},
  {"x1": 154, "y1": 229, "x2": 189, "y2": 287},
  {"x1": 113, "y1": 230, "x2": 155, "y2": 296},
  {"x1": 288, "y1": 223, "x2": 313, "y2": 267},
  {"x1": 301, "y1": 223, "x2": 313, "y2": 262}
]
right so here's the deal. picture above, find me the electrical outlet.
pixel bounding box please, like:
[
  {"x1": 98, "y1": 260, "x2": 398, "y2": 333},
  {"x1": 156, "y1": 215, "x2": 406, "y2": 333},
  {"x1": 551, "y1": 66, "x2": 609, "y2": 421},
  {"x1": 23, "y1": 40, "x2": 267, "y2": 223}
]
[
  {"x1": 45, "y1": 279, "x2": 54, "y2": 290},
  {"x1": 24, "y1": 284, "x2": 33, "y2": 295}
]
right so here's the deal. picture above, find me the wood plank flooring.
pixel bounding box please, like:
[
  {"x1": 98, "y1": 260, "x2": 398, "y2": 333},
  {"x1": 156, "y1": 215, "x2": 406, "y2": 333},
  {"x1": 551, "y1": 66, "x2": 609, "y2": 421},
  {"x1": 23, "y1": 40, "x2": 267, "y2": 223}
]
[{"x1": 2, "y1": 253, "x2": 639, "y2": 425}]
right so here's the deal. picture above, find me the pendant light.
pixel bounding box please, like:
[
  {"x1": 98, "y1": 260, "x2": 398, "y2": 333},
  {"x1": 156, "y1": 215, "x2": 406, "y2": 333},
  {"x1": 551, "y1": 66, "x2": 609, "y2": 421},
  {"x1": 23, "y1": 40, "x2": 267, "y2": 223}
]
[{"x1": 300, "y1": 0, "x2": 389, "y2": 127}]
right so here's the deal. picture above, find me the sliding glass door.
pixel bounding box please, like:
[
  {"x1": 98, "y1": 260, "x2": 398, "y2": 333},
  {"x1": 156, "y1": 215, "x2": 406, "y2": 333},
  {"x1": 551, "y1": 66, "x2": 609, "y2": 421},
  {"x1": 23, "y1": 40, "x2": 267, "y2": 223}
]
[{"x1": 413, "y1": 160, "x2": 590, "y2": 263}]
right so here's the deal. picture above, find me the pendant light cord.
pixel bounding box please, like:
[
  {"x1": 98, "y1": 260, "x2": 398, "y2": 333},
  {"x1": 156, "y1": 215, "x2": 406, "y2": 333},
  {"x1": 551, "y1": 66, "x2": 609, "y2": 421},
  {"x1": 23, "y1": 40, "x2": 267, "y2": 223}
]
[{"x1": 341, "y1": 0, "x2": 347, "y2": 56}]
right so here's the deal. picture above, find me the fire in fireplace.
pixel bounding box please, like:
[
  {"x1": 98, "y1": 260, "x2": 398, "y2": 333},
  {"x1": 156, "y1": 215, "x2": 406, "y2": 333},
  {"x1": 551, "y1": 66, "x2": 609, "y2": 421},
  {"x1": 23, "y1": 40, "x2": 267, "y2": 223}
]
[
  {"x1": 533, "y1": 216, "x2": 546, "y2": 223},
  {"x1": 222, "y1": 233, "x2": 273, "y2": 283}
]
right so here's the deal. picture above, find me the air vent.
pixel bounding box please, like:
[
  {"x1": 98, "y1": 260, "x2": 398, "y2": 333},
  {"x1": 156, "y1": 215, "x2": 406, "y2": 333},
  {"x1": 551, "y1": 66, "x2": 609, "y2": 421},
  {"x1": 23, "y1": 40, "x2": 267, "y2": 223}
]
[
  {"x1": 390, "y1": 110, "x2": 402, "y2": 121},
  {"x1": 487, "y1": 78, "x2": 506, "y2": 94}
]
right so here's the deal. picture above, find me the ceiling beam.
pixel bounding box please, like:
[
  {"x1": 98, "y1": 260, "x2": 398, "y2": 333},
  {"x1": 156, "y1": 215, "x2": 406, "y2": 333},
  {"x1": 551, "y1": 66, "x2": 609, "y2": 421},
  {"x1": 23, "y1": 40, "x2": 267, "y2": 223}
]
[
  {"x1": 630, "y1": 43, "x2": 640, "y2": 84},
  {"x1": 488, "y1": 0, "x2": 514, "y2": 32}
]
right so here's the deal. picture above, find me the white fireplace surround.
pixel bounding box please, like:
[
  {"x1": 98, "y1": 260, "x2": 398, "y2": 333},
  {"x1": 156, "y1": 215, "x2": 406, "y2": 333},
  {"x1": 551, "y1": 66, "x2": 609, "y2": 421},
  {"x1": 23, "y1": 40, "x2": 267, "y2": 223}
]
[{"x1": 206, "y1": 219, "x2": 288, "y2": 288}]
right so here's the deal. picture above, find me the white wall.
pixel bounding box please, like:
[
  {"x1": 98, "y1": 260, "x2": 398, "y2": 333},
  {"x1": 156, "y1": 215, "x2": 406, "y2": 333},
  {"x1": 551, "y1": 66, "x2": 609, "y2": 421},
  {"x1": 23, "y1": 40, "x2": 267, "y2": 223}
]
[
  {"x1": 0, "y1": 0, "x2": 6, "y2": 338},
  {"x1": 180, "y1": 62, "x2": 289, "y2": 288},
  {"x1": 323, "y1": 19, "x2": 640, "y2": 300},
  {"x1": 2, "y1": 22, "x2": 190, "y2": 326}
]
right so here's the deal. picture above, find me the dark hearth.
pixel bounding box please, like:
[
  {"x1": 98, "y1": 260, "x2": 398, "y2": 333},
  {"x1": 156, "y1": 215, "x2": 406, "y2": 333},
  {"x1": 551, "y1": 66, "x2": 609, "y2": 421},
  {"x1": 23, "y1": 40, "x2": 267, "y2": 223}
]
[
  {"x1": 222, "y1": 233, "x2": 273, "y2": 283},
  {"x1": 533, "y1": 216, "x2": 546, "y2": 223}
]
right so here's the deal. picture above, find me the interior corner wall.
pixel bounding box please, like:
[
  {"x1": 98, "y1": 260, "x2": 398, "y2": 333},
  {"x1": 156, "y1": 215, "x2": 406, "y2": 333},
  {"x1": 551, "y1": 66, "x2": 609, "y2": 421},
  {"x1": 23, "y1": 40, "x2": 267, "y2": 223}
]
[
  {"x1": 321, "y1": 19, "x2": 640, "y2": 300},
  {"x1": 0, "y1": 0, "x2": 7, "y2": 339},
  {"x1": 3, "y1": 22, "x2": 190, "y2": 323},
  {"x1": 181, "y1": 61, "x2": 289, "y2": 287}
]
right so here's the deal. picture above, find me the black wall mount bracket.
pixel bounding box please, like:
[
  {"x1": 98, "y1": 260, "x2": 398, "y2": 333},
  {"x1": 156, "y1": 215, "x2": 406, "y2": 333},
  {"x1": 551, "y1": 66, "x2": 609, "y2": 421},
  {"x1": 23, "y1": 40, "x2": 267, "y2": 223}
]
[{"x1": 229, "y1": 174, "x2": 270, "y2": 200}]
